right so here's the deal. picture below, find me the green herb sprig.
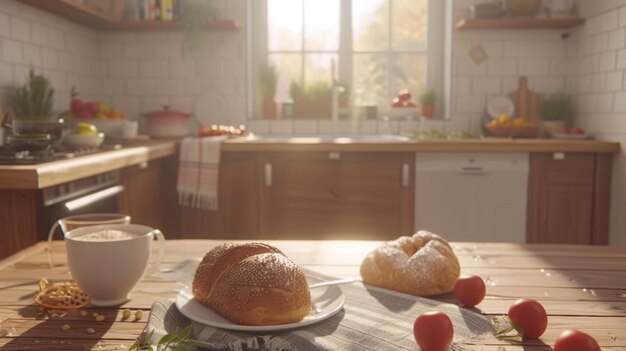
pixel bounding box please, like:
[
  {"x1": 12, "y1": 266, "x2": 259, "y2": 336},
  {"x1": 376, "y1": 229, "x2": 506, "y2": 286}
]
[
  {"x1": 128, "y1": 326, "x2": 202, "y2": 351},
  {"x1": 419, "y1": 89, "x2": 436, "y2": 105},
  {"x1": 14, "y1": 69, "x2": 55, "y2": 121}
]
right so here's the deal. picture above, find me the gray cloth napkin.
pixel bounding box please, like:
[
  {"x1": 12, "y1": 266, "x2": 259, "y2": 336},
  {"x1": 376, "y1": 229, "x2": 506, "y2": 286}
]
[{"x1": 143, "y1": 260, "x2": 494, "y2": 351}]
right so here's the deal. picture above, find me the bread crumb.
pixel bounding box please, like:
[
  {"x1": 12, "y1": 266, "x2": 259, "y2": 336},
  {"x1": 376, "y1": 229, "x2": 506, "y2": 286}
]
[
  {"x1": 134, "y1": 310, "x2": 143, "y2": 320},
  {"x1": 95, "y1": 315, "x2": 105, "y2": 322},
  {"x1": 86, "y1": 328, "x2": 95, "y2": 334},
  {"x1": 122, "y1": 309, "x2": 131, "y2": 319},
  {"x1": 80, "y1": 310, "x2": 87, "y2": 317},
  {"x1": 61, "y1": 324, "x2": 70, "y2": 331}
]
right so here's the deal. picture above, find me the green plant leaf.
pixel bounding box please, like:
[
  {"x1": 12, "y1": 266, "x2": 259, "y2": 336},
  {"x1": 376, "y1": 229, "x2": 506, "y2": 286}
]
[{"x1": 13, "y1": 69, "x2": 55, "y2": 120}]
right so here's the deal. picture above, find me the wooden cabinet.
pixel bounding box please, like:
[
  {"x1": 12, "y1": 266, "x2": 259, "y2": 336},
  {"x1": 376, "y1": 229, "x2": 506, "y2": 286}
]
[
  {"x1": 260, "y1": 152, "x2": 414, "y2": 240},
  {"x1": 118, "y1": 155, "x2": 178, "y2": 235},
  {"x1": 180, "y1": 152, "x2": 263, "y2": 239},
  {"x1": 181, "y1": 151, "x2": 415, "y2": 240},
  {"x1": 527, "y1": 153, "x2": 612, "y2": 245},
  {"x1": 0, "y1": 190, "x2": 43, "y2": 261}
]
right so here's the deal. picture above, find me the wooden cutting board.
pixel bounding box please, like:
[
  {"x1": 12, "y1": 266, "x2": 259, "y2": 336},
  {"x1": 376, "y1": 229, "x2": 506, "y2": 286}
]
[{"x1": 510, "y1": 76, "x2": 539, "y2": 122}]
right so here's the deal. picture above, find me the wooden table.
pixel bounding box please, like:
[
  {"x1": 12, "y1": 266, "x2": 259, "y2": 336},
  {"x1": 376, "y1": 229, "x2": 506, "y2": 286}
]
[{"x1": 1, "y1": 240, "x2": 625, "y2": 350}]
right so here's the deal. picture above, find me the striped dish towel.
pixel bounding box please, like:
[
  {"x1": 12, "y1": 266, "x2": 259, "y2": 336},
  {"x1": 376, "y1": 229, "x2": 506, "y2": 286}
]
[{"x1": 177, "y1": 136, "x2": 226, "y2": 210}]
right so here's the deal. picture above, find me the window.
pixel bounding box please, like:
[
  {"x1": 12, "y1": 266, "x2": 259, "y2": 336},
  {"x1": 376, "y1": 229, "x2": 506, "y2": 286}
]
[{"x1": 249, "y1": 0, "x2": 449, "y2": 120}]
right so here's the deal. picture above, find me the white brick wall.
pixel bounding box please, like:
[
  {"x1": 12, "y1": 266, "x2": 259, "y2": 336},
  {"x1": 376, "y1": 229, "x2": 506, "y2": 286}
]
[
  {"x1": 0, "y1": 1, "x2": 101, "y2": 110},
  {"x1": 94, "y1": 0, "x2": 247, "y2": 123},
  {"x1": 569, "y1": 1, "x2": 626, "y2": 247}
]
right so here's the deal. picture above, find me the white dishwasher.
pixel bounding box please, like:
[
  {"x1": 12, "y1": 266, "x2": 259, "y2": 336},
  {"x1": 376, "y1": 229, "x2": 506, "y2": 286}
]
[{"x1": 415, "y1": 153, "x2": 528, "y2": 243}]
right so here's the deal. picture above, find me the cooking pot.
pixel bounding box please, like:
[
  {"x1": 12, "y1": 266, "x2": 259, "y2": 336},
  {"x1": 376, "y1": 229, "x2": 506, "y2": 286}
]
[{"x1": 144, "y1": 106, "x2": 190, "y2": 138}]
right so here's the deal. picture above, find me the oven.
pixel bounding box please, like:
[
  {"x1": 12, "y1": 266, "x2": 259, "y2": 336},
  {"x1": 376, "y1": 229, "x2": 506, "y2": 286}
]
[{"x1": 42, "y1": 171, "x2": 125, "y2": 237}]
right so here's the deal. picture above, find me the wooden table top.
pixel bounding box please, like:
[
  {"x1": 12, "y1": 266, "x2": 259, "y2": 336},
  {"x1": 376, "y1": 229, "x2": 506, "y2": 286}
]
[{"x1": 1, "y1": 240, "x2": 625, "y2": 350}]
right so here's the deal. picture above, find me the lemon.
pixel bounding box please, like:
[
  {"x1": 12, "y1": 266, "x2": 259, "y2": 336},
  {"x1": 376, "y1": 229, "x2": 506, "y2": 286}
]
[{"x1": 76, "y1": 122, "x2": 98, "y2": 135}]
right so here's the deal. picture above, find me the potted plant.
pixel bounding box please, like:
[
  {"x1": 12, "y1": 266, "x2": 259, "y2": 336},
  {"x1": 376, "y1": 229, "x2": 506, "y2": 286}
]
[
  {"x1": 259, "y1": 63, "x2": 278, "y2": 119},
  {"x1": 419, "y1": 89, "x2": 437, "y2": 118},
  {"x1": 290, "y1": 80, "x2": 332, "y2": 119},
  {"x1": 12, "y1": 69, "x2": 63, "y2": 142},
  {"x1": 182, "y1": 0, "x2": 217, "y2": 53},
  {"x1": 539, "y1": 93, "x2": 568, "y2": 137}
]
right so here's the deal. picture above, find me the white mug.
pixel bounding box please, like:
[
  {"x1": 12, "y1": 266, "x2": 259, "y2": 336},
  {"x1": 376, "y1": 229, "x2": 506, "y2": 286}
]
[
  {"x1": 65, "y1": 224, "x2": 165, "y2": 307},
  {"x1": 48, "y1": 213, "x2": 131, "y2": 268}
]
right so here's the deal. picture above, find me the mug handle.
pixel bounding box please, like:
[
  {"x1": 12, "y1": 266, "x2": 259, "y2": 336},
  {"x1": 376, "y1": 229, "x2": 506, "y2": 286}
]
[
  {"x1": 147, "y1": 229, "x2": 165, "y2": 275},
  {"x1": 47, "y1": 220, "x2": 62, "y2": 268}
]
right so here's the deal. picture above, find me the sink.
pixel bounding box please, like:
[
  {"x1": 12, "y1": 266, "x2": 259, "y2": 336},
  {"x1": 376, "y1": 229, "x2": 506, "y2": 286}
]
[{"x1": 247, "y1": 134, "x2": 411, "y2": 143}]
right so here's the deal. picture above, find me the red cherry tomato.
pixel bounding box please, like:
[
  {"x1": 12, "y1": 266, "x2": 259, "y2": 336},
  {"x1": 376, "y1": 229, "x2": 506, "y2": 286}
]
[
  {"x1": 454, "y1": 275, "x2": 486, "y2": 307},
  {"x1": 413, "y1": 311, "x2": 454, "y2": 351},
  {"x1": 554, "y1": 330, "x2": 601, "y2": 351},
  {"x1": 561, "y1": 127, "x2": 570, "y2": 134},
  {"x1": 572, "y1": 127, "x2": 585, "y2": 135},
  {"x1": 507, "y1": 299, "x2": 547, "y2": 339}
]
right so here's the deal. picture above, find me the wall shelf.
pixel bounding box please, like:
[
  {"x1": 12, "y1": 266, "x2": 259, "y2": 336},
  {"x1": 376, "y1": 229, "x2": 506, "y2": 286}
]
[
  {"x1": 456, "y1": 17, "x2": 585, "y2": 30},
  {"x1": 17, "y1": 0, "x2": 240, "y2": 31}
]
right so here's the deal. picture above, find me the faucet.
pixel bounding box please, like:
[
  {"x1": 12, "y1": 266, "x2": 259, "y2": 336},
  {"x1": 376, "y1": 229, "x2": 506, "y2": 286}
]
[{"x1": 331, "y1": 85, "x2": 345, "y2": 136}]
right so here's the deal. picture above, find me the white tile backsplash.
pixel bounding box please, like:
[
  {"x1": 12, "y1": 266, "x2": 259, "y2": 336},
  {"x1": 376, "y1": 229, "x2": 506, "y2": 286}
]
[
  {"x1": 10, "y1": 16, "x2": 31, "y2": 42},
  {"x1": 1, "y1": 38, "x2": 22, "y2": 64},
  {"x1": 518, "y1": 59, "x2": 551, "y2": 76},
  {"x1": 571, "y1": 2, "x2": 626, "y2": 246},
  {"x1": 503, "y1": 40, "x2": 535, "y2": 58},
  {"x1": 609, "y1": 28, "x2": 626, "y2": 50},
  {"x1": 0, "y1": 12, "x2": 10, "y2": 37},
  {"x1": 22, "y1": 43, "x2": 41, "y2": 67}
]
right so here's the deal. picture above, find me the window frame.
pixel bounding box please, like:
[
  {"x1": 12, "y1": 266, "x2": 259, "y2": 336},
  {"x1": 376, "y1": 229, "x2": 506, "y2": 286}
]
[{"x1": 246, "y1": 0, "x2": 452, "y2": 120}]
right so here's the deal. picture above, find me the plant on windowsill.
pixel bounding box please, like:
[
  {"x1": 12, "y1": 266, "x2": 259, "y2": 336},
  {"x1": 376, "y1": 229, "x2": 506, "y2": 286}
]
[
  {"x1": 419, "y1": 89, "x2": 437, "y2": 118},
  {"x1": 12, "y1": 69, "x2": 64, "y2": 141},
  {"x1": 182, "y1": 0, "x2": 217, "y2": 54},
  {"x1": 259, "y1": 63, "x2": 278, "y2": 119},
  {"x1": 539, "y1": 93, "x2": 569, "y2": 137},
  {"x1": 289, "y1": 80, "x2": 333, "y2": 119}
]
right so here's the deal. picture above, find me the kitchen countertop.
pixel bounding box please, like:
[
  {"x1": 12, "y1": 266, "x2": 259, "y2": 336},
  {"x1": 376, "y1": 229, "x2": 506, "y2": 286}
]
[
  {"x1": 0, "y1": 138, "x2": 620, "y2": 189},
  {"x1": 0, "y1": 140, "x2": 176, "y2": 189},
  {"x1": 222, "y1": 136, "x2": 621, "y2": 153},
  {"x1": 1, "y1": 239, "x2": 626, "y2": 350}
]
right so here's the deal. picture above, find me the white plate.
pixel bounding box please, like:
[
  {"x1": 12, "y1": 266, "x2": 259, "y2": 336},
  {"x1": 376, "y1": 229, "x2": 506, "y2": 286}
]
[
  {"x1": 486, "y1": 96, "x2": 515, "y2": 119},
  {"x1": 175, "y1": 276, "x2": 345, "y2": 332},
  {"x1": 552, "y1": 132, "x2": 591, "y2": 140}
]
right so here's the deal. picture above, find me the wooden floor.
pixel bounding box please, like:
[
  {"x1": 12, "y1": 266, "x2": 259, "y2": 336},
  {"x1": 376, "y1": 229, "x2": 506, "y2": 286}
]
[{"x1": 1, "y1": 240, "x2": 626, "y2": 350}]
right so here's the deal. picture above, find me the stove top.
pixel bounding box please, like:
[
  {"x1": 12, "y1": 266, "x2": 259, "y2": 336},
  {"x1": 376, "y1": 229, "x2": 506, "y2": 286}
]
[{"x1": 0, "y1": 144, "x2": 123, "y2": 165}]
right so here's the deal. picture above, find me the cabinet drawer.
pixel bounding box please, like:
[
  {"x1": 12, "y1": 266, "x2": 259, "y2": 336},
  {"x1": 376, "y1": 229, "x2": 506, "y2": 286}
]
[{"x1": 531, "y1": 153, "x2": 595, "y2": 185}]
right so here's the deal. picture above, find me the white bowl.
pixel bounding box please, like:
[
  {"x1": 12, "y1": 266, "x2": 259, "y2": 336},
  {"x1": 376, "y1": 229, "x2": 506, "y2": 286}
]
[
  {"x1": 65, "y1": 133, "x2": 105, "y2": 148},
  {"x1": 67, "y1": 120, "x2": 126, "y2": 137}
]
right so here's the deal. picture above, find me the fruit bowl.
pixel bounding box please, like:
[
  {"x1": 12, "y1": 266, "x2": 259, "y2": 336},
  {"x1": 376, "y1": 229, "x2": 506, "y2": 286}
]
[
  {"x1": 486, "y1": 124, "x2": 539, "y2": 138},
  {"x1": 64, "y1": 133, "x2": 104, "y2": 148}
]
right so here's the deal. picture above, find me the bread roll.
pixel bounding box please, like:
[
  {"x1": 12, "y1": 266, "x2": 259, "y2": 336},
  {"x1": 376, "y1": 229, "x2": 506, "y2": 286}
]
[
  {"x1": 360, "y1": 230, "x2": 460, "y2": 296},
  {"x1": 193, "y1": 243, "x2": 311, "y2": 325}
]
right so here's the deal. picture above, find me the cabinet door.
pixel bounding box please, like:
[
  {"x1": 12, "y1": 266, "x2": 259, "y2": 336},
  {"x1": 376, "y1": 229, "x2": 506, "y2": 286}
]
[
  {"x1": 180, "y1": 152, "x2": 262, "y2": 239},
  {"x1": 527, "y1": 153, "x2": 595, "y2": 244},
  {"x1": 119, "y1": 157, "x2": 172, "y2": 232},
  {"x1": 261, "y1": 152, "x2": 414, "y2": 240}
]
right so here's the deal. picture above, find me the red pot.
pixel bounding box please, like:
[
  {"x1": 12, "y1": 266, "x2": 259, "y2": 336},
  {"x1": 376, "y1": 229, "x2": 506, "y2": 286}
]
[{"x1": 144, "y1": 106, "x2": 191, "y2": 138}]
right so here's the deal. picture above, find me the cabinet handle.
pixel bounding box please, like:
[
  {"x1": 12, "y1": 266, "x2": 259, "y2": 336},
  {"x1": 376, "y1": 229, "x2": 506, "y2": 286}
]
[
  {"x1": 329, "y1": 152, "x2": 341, "y2": 160},
  {"x1": 402, "y1": 163, "x2": 410, "y2": 187},
  {"x1": 264, "y1": 163, "x2": 272, "y2": 187},
  {"x1": 458, "y1": 166, "x2": 486, "y2": 176}
]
